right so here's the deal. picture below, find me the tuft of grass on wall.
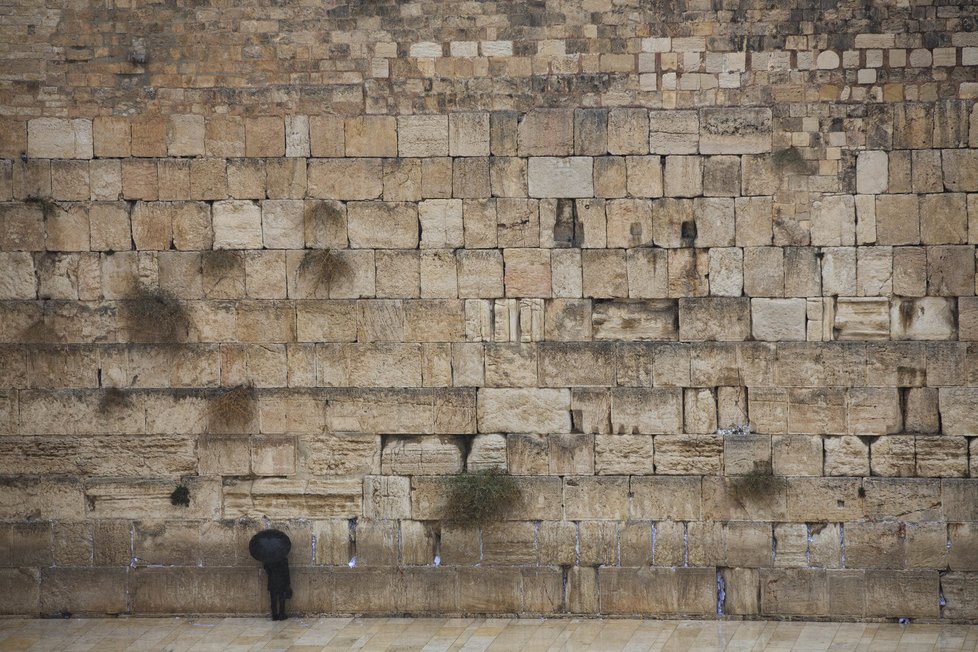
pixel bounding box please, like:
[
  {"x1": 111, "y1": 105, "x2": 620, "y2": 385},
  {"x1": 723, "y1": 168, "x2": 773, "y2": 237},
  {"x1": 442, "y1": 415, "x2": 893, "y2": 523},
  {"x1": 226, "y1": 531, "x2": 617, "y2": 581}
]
[
  {"x1": 97, "y1": 387, "x2": 132, "y2": 413},
  {"x1": 25, "y1": 195, "x2": 60, "y2": 220},
  {"x1": 170, "y1": 484, "x2": 190, "y2": 507},
  {"x1": 444, "y1": 468, "x2": 521, "y2": 528},
  {"x1": 122, "y1": 286, "x2": 189, "y2": 342},
  {"x1": 297, "y1": 248, "x2": 348, "y2": 295},
  {"x1": 208, "y1": 383, "x2": 257, "y2": 431},
  {"x1": 731, "y1": 461, "x2": 783, "y2": 500}
]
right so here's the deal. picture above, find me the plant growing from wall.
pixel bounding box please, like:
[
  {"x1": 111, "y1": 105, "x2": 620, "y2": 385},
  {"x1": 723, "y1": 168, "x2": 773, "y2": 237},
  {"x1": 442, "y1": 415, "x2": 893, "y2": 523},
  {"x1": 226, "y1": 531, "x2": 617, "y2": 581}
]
[
  {"x1": 443, "y1": 468, "x2": 521, "y2": 528},
  {"x1": 730, "y1": 461, "x2": 783, "y2": 500},
  {"x1": 122, "y1": 286, "x2": 189, "y2": 342},
  {"x1": 208, "y1": 383, "x2": 257, "y2": 431},
  {"x1": 170, "y1": 484, "x2": 190, "y2": 507},
  {"x1": 731, "y1": 461, "x2": 784, "y2": 500},
  {"x1": 97, "y1": 387, "x2": 132, "y2": 413},
  {"x1": 771, "y1": 146, "x2": 808, "y2": 174},
  {"x1": 297, "y1": 248, "x2": 348, "y2": 295},
  {"x1": 25, "y1": 195, "x2": 60, "y2": 220}
]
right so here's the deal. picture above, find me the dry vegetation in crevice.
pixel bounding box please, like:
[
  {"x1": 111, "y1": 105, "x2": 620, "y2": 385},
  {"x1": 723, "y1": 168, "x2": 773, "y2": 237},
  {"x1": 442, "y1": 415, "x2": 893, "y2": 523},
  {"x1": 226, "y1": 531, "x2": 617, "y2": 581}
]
[
  {"x1": 122, "y1": 286, "x2": 189, "y2": 343},
  {"x1": 208, "y1": 383, "x2": 258, "y2": 431},
  {"x1": 97, "y1": 387, "x2": 132, "y2": 413},
  {"x1": 730, "y1": 461, "x2": 784, "y2": 501},
  {"x1": 297, "y1": 248, "x2": 349, "y2": 295},
  {"x1": 443, "y1": 468, "x2": 521, "y2": 528}
]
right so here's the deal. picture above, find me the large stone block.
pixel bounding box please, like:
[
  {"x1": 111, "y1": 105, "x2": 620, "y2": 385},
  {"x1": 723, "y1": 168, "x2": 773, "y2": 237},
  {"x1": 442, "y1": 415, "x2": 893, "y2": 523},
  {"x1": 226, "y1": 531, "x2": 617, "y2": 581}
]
[
  {"x1": 307, "y1": 159, "x2": 383, "y2": 200},
  {"x1": 699, "y1": 108, "x2": 772, "y2": 154},
  {"x1": 528, "y1": 157, "x2": 594, "y2": 198},
  {"x1": 347, "y1": 202, "x2": 418, "y2": 248},
  {"x1": 478, "y1": 388, "x2": 570, "y2": 433},
  {"x1": 28, "y1": 118, "x2": 93, "y2": 159},
  {"x1": 398, "y1": 115, "x2": 449, "y2": 157}
]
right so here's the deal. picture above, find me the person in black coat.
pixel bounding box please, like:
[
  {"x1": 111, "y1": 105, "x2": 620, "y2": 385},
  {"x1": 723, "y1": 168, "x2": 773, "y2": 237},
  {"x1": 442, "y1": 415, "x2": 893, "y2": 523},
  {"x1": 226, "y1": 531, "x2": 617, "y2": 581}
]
[{"x1": 249, "y1": 529, "x2": 293, "y2": 621}]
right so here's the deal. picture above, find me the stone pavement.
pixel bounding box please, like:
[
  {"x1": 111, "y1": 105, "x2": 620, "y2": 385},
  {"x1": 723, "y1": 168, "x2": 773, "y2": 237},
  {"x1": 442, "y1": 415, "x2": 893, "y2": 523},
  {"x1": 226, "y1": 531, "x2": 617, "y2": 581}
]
[{"x1": 2, "y1": 617, "x2": 978, "y2": 651}]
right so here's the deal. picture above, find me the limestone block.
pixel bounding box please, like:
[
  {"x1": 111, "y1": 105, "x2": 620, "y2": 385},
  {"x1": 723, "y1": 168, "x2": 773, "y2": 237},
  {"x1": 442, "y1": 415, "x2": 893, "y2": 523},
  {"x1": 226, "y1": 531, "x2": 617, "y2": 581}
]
[
  {"x1": 382, "y1": 159, "x2": 421, "y2": 202},
  {"x1": 594, "y1": 435, "x2": 654, "y2": 475},
  {"x1": 856, "y1": 151, "x2": 888, "y2": 194},
  {"x1": 943, "y1": 149, "x2": 978, "y2": 191},
  {"x1": 581, "y1": 249, "x2": 626, "y2": 298},
  {"x1": 381, "y1": 436, "x2": 463, "y2": 475},
  {"x1": 45, "y1": 204, "x2": 90, "y2": 252},
  {"x1": 684, "y1": 388, "x2": 717, "y2": 433},
  {"x1": 663, "y1": 156, "x2": 702, "y2": 197},
  {"x1": 574, "y1": 108, "x2": 608, "y2": 155},
  {"x1": 299, "y1": 433, "x2": 378, "y2": 475},
  {"x1": 927, "y1": 245, "x2": 975, "y2": 296},
  {"x1": 868, "y1": 436, "x2": 914, "y2": 477},
  {"x1": 648, "y1": 113, "x2": 700, "y2": 158},
  {"x1": 667, "y1": 249, "x2": 709, "y2": 297},
  {"x1": 811, "y1": 194, "x2": 856, "y2": 246},
  {"x1": 518, "y1": 110, "x2": 574, "y2": 156},
  {"x1": 284, "y1": 115, "x2": 310, "y2": 157},
  {"x1": 226, "y1": 159, "x2": 265, "y2": 199},
  {"x1": 245, "y1": 117, "x2": 284, "y2": 157},
  {"x1": 743, "y1": 247, "x2": 784, "y2": 297},
  {"x1": 564, "y1": 476, "x2": 628, "y2": 520},
  {"x1": 122, "y1": 159, "x2": 158, "y2": 200},
  {"x1": 93, "y1": 116, "x2": 130, "y2": 157},
  {"x1": 309, "y1": 115, "x2": 345, "y2": 157},
  {"x1": 202, "y1": 116, "x2": 244, "y2": 157},
  {"x1": 0, "y1": 252, "x2": 35, "y2": 299},
  {"x1": 547, "y1": 434, "x2": 593, "y2": 475},
  {"x1": 916, "y1": 436, "x2": 968, "y2": 477},
  {"x1": 224, "y1": 477, "x2": 360, "y2": 519},
  {"x1": 751, "y1": 298, "x2": 806, "y2": 342},
  {"x1": 490, "y1": 111, "x2": 519, "y2": 156},
  {"x1": 709, "y1": 247, "x2": 743, "y2": 297},
  {"x1": 592, "y1": 299, "x2": 676, "y2": 341},
  {"x1": 130, "y1": 202, "x2": 173, "y2": 250},
  {"x1": 166, "y1": 114, "x2": 204, "y2": 157},
  {"x1": 594, "y1": 157, "x2": 627, "y2": 198},
  {"x1": 496, "y1": 198, "x2": 540, "y2": 247},
  {"x1": 213, "y1": 200, "x2": 262, "y2": 249},
  {"x1": 678, "y1": 298, "x2": 751, "y2": 341},
  {"x1": 920, "y1": 193, "x2": 967, "y2": 244},
  {"x1": 891, "y1": 297, "x2": 955, "y2": 340},
  {"x1": 468, "y1": 433, "x2": 507, "y2": 471},
  {"x1": 655, "y1": 435, "x2": 722, "y2": 474},
  {"x1": 847, "y1": 388, "x2": 902, "y2": 435},
  {"x1": 266, "y1": 158, "x2": 306, "y2": 199},
  {"x1": 260, "y1": 199, "x2": 304, "y2": 249},
  {"x1": 347, "y1": 202, "x2": 418, "y2": 248},
  {"x1": 452, "y1": 157, "x2": 489, "y2": 198},
  {"x1": 608, "y1": 108, "x2": 649, "y2": 155},
  {"x1": 528, "y1": 157, "x2": 594, "y2": 198},
  {"x1": 28, "y1": 118, "x2": 93, "y2": 159},
  {"x1": 875, "y1": 195, "x2": 919, "y2": 245},
  {"x1": 551, "y1": 248, "x2": 583, "y2": 298},
  {"x1": 40, "y1": 567, "x2": 127, "y2": 615},
  {"x1": 417, "y1": 199, "x2": 463, "y2": 249},
  {"x1": 478, "y1": 388, "x2": 570, "y2": 433},
  {"x1": 604, "y1": 198, "x2": 653, "y2": 248},
  {"x1": 419, "y1": 156, "x2": 449, "y2": 193},
  {"x1": 449, "y1": 113, "x2": 490, "y2": 157},
  {"x1": 735, "y1": 196, "x2": 773, "y2": 246},
  {"x1": 307, "y1": 159, "x2": 382, "y2": 200},
  {"x1": 90, "y1": 159, "x2": 122, "y2": 200},
  {"x1": 624, "y1": 156, "x2": 663, "y2": 198},
  {"x1": 50, "y1": 160, "x2": 90, "y2": 201},
  {"x1": 344, "y1": 116, "x2": 396, "y2": 157},
  {"x1": 625, "y1": 248, "x2": 668, "y2": 298},
  {"x1": 833, "y1": 297, "x2": 889, "y2": 340},
  {"x1": 723, "y1": 433, "x2": 770, "y2": 475},
  {"x1": 488, "y1": 157, "x2": 526, "y2": 198},
  {"x1": 699, "y1": 108, "x2": 771, "y2": 154},
  {"x1": 693, "y1": 197, "x2": 735, "y2": 247},
  {"x1": 403, "y1": 300, "x2": 465, "y2": 343},
  {"x1": 504, "y1": 248, "x2": 551, "y2": 297},
  {"x1": 456, "y1": 250, "x2": 503, "y2": 298},
  {"x1": 855, "y1": 246, "x2": 892, "y2": 296},
  {"x1": 189, "y1": 159, "x2": 226, "y2": 200},
  {"x1": 398, "y1": 115, "x2": 449, "y2": 157},
  {"x1": 891, "y1": 247, "x2": 926, "y2": 298},
  {"x1": 630, "y1": 477, "x2": 701, "y2": 520},
  {"x1": 823, "y1": 436, "x2": 869, "y2": 476},
  {"x1": 542, "y1": 298, "x2": 591, "y2": 342},
  {"x1": 485, "y1": 343, "x2": 536, "y2": 387},
  {"x1": 865, "y1": 570, "x2": 939, "y2": 619},
  {"x1": 130, "y1": 116, "x2": 167, "y2": 157},
  {"x1": 701, "y1": 156, "x2": 740, "y2": 198}
]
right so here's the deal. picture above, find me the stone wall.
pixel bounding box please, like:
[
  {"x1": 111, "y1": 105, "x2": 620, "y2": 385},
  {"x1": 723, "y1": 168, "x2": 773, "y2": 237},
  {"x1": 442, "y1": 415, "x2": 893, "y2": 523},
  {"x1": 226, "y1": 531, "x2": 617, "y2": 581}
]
[{"x1": 2, "y1": 0, "x2": 978, "y2": 621}]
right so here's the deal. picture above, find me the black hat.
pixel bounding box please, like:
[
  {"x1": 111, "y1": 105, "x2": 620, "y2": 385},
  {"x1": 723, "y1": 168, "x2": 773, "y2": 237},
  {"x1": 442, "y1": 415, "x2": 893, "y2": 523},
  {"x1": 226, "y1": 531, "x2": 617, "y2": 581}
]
[{"x1": 249, "y1": 529, "x2": 292, "y2": 563}]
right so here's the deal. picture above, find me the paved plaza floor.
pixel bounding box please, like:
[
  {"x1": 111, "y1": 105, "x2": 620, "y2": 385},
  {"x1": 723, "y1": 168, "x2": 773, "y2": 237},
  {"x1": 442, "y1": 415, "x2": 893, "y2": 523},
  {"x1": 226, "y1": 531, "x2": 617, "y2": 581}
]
[{"x1": 2, "y1": 616, "x2": 978, "y2": 651}]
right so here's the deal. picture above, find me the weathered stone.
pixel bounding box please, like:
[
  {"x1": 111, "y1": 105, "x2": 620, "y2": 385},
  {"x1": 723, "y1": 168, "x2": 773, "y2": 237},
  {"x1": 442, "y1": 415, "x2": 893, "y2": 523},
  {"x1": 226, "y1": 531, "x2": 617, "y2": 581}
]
[
  {"x1": 699, "y1": 108, "x2": 772, "y2": 154},
  {"x1": 528, "y1": 157, "x2": 594, "y2": 198}
]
